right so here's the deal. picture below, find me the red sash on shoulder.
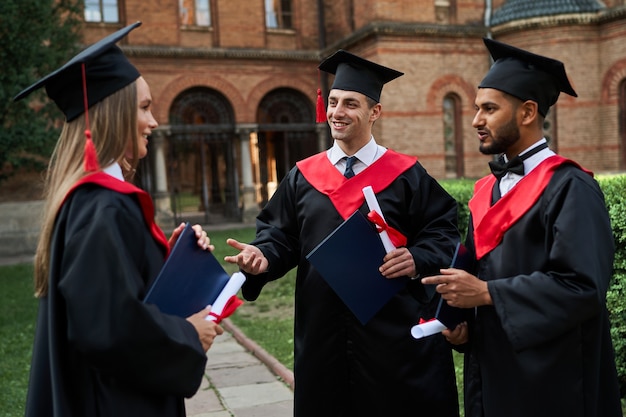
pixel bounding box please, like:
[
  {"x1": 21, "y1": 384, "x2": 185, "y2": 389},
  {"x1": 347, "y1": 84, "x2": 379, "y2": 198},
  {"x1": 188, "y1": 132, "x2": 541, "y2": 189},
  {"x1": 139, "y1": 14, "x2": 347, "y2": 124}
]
[
  {"x1": 64, "y1": 172, "x2": 170, "y2": 255},
  {"x1": 469, "y1": 155, "x2": 590, "y2": 260},
  {"x1": 297, "y1": 150, "x2": 417, "y2": 220}
]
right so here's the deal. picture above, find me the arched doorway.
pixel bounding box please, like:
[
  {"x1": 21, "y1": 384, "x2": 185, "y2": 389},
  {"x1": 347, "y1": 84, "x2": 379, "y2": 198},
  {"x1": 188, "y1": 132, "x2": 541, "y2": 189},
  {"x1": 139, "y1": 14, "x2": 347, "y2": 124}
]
[
  {"x1": 256, "y1": 88, "x2": 318, "y2": 203},
  {"x1": 168, "y1": 87, "x2": 239, "y2": 223}
]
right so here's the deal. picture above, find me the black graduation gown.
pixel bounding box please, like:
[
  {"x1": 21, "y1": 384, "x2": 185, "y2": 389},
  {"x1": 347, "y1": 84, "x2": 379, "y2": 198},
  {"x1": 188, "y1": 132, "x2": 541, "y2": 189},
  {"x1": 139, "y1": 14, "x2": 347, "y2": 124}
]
[
  {"x1": 464, "y1": 163, "x2": 623, "y2": 417},
  {"x1": 242, "y1": 151, "x2": 461, "y2": 417},
  {"x1": 25, "y1": 183, "x2": 207, "y2": 417}
]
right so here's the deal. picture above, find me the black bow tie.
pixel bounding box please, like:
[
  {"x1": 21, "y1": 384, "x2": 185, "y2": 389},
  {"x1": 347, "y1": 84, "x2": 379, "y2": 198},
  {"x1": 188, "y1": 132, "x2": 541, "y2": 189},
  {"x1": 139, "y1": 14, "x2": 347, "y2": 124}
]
[
  {"x1": 488, "y1": 142, "x2": 549, "y2": 180},
  {"x1": 489, "y1": 155, "x2": 524, "y2": 179}
]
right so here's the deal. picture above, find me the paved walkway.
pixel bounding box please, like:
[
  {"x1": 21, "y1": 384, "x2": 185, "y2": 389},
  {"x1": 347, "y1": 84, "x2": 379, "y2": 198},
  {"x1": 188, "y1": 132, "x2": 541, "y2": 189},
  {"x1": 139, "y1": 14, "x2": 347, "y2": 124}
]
[{"x1": 186, "y1": 319, "x2": 294, "y2": 417}]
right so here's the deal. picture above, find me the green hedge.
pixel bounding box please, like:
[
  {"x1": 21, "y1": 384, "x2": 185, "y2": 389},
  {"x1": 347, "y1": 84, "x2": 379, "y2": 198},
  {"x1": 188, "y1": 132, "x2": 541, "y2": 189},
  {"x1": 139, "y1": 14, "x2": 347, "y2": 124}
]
[
  {"x1": 441, "y1": 175, "x2": 626, "y2": 397},
  {"x1": 600, "y1": 175, "x2": 626, "y2": 396}
]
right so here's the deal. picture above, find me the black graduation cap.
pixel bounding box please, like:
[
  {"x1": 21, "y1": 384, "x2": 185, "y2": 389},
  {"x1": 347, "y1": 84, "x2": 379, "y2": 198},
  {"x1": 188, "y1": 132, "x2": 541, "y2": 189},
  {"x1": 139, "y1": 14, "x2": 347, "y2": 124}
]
[
  {"x1": 14, "y1": 21, "x2": 142, "y2": 122},
  {"x1": 318, "y1": 49, "x2": 404, "y2": 103},
  {"x1": 478, "y1": 38, "x2": 577, "y2": 117}
]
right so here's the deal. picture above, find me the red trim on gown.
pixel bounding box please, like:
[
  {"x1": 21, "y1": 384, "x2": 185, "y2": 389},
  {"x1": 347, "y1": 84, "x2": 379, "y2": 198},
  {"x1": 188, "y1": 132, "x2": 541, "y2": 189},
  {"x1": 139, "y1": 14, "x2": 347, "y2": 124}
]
[
  {"x1": 64, "y1": 172, "x2": 170, "y2": 255},
  {"x1": 469, "y1": 155, "x2": 590, "y2": 260},
  {"x1": 297, "y1": 149, "x2": 417, "y2": 220}
]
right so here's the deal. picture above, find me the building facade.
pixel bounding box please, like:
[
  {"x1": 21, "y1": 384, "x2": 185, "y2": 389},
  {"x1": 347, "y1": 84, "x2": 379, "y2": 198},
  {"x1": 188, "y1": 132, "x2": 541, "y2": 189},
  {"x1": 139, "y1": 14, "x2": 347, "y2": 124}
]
[{"x1": 81, "y1": 0, "x2": 626, "y2": 224}]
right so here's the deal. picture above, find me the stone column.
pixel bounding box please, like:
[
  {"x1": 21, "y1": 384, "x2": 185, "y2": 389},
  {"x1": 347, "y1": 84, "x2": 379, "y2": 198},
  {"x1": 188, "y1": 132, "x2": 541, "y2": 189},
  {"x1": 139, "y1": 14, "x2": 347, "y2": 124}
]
[
  {"x1": 316, "y1": 123, "x2": 330, "y2": 152},
  {"x1": 151, "y1": 128, "x2": 174, "y2": 226},
  {"x1": 236, "y1": 124, "x2": 259, "y2": 223}
]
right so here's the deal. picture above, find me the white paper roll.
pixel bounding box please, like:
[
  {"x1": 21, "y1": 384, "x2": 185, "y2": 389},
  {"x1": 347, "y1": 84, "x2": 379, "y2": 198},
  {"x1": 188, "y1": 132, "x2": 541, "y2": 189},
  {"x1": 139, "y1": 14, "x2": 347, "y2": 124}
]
[
  {"x1": 206, "y1": 272, "x2": 246, "y2": 321},
  {"x1": 362, "y1": 186, "x2": 395, "y2": 253},
  {"x1": 410, "y1": 319, "x2": 446, "y2": 339}
]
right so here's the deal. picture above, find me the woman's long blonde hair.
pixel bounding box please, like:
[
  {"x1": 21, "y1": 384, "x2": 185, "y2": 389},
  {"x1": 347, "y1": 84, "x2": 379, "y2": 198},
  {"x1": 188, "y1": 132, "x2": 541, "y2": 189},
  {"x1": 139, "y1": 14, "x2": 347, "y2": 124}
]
[{"x1": 33, "y1": 80, "x2": 139, "y2": 297}]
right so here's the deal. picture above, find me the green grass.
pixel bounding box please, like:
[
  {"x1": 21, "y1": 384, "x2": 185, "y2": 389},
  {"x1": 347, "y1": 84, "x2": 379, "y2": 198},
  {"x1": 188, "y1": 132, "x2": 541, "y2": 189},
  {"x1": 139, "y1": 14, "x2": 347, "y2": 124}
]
[
  {"x1": 174, "y1": 192, "x2": 202, "y2": 212},
  {"x1": 0, "y1": 264, "x2": 38, "y2": 417}
]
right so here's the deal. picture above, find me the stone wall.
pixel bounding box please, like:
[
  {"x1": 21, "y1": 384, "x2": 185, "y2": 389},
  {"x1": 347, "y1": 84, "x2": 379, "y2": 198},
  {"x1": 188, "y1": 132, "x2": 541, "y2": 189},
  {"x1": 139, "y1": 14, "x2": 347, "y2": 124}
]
[{"x1": 0, "y1": 201, "x2": 43, "y2": 259}]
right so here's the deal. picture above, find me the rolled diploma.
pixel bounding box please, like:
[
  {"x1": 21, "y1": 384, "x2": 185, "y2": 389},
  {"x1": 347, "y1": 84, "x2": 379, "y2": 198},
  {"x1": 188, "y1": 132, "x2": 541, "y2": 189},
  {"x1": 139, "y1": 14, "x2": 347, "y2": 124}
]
[
  {"x1": 410, "y1": 319, "x2": 447, "y2": 339},
  {"x1": 206, "y1": 271, "x2": 246, "y2": 321},
  {"x1": 362, "y1": 186, "x2": 395, "y2": 253}
]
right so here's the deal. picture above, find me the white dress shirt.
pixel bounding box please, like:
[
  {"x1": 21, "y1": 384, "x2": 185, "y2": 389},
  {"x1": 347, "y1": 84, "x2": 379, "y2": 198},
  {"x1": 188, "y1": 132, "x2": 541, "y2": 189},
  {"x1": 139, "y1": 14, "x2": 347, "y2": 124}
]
[{"x1": 327, "y1": 137, "x2": 387, "y2": 176}]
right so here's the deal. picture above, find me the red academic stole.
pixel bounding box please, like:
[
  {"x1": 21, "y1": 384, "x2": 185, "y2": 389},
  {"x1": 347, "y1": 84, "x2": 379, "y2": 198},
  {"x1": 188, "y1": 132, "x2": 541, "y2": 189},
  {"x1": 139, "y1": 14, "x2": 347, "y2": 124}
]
[
  {"x1": 63, "y1": 172, "x2": 170, "y2": 255},
  {"x1": 296, "y1": 149, "x2": 416, "y2": 220},
  {"x1": 469, "y1": 155, "x2": 590, "y2": 260}
]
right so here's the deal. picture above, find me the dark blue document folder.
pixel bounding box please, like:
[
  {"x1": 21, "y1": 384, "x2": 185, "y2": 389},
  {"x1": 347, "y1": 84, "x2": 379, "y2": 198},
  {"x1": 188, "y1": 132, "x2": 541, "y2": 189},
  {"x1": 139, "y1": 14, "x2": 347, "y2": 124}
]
[
  {"x1": 306, "y1": 210, "x2": 408, "y2": 325},
  {"x1": 143, "y1": 223, "x2": 230, "y2": 318},
  {"x1": 434, "y1": 242, "x2": 474, "y2": 329}
]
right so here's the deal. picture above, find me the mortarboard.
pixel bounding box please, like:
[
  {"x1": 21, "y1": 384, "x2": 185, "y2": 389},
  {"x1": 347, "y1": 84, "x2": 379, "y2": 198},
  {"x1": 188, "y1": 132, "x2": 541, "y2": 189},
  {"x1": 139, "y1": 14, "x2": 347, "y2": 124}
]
[
  {"x1": 318, "y1": 49, "x2": 404, "y2": 103},
  {"x1": 13, "y1": 21, "x2": 142, "y2": 172},
  {"x1": 478, "y1": 38, "x2": 577, "y2": 117},
  {"x1": 14, "y1": 21, "x2": 142, "y2": 122}
]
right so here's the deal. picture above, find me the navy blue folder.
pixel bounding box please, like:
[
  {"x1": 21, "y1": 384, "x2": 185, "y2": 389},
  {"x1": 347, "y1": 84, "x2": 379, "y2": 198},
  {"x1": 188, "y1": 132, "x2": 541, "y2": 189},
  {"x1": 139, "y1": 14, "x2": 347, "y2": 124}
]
[
  {"x1": 434, "y1": 242, "x2": 474, "y2": 329},
  {"x1": 305, "y1": 210, "x2": 408, "y2": 325},
  {"x1": 143, "y1": 223, "x2": 230, "y2": 318}
]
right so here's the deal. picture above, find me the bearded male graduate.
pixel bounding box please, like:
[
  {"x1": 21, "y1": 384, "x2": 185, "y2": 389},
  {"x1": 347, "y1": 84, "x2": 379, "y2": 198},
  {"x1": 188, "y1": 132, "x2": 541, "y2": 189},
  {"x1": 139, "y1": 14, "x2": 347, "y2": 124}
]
[
  {"x1": 226, "y1": 50, "x2": 461, "y2": 416},
  {"x1": 422, "y1": 38, "x2": 623, "y2": 417}
]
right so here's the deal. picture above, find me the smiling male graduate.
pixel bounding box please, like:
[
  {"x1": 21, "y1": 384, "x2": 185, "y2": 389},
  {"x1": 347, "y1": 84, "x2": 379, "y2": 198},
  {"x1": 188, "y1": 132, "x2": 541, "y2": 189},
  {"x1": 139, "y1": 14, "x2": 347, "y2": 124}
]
[{"x1": 225, "y1": 49, "x2": 461, "y2": 417}]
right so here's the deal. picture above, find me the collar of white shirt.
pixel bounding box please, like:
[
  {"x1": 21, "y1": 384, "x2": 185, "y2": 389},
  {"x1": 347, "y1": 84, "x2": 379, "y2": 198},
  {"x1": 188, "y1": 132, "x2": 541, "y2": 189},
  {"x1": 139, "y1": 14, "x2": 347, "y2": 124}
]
[
  {"x1": 500, "y1": 138, "x2": 555, "y2": 196},
  {"x1": 327, "y1": 137, "x2": 387, "y2": 175},
  {"x1": 102, "y1": 162, "x2": 124, "y2": 181}
]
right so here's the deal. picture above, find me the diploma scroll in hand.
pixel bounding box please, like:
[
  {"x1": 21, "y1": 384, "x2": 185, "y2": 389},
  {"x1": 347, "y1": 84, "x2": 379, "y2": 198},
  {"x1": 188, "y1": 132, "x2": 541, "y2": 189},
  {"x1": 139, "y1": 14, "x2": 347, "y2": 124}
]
[
  {"x1": 362, "y1": 186, "x2": 407, "y2": 252},
  {"x1": 410, "y1": 242, "x2": 473, "y2": 339},
  {"x1": 411, "y1": 318, "x2": 447, "y2": 339},
  {"x1": 206, "y1": 272, "x2": 246, "y2": 323}
]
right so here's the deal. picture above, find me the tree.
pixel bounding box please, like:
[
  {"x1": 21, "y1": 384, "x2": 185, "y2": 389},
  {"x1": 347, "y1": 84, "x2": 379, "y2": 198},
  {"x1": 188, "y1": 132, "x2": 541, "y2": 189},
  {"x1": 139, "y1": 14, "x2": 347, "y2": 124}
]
[{"x1": 0, "y1": 0, "x2": 82, "y2": 181}]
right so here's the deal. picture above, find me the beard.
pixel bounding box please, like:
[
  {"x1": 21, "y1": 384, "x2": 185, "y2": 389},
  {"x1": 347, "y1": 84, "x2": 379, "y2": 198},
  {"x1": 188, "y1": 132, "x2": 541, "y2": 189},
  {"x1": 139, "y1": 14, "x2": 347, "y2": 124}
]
[{"x1": 479, "y1": 115, "x2": 520, "y2": 155}]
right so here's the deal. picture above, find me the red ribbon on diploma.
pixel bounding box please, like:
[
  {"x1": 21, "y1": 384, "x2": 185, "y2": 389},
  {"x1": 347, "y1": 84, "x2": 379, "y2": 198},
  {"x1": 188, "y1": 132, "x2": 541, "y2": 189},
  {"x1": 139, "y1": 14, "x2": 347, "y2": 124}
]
[
  {"x1": 209, "y1": 295, "x2": 244, "y2": 324},
  {"x1": 367, "y1": 210, "x2": 407, "y2": 248},
  {"x1": 418, "y1": 317, "x2": 437, "y2": 324}
]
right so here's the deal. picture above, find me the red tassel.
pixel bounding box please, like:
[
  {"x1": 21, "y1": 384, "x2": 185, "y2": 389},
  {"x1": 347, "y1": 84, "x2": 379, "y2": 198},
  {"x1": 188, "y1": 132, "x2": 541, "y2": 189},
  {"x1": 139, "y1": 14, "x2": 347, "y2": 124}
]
[
  {"x1": 316, "y1": 88, "x2": 326, "y2": 123},
  {"x1": 83, "y1": 129, "x2": 99, "y2": 172},
  {"x1": 80, "y1": 63, "x2": 99, "y2": 172}
]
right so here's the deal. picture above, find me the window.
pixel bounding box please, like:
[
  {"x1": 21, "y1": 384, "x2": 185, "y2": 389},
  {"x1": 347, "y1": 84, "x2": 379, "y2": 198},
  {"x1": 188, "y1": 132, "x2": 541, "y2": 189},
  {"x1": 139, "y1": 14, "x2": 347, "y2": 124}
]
[
  {"x1": 180, "y1": 0, "x2": 211, "y2": 27},
  {"x1": 84, "y1": 0, "x2": 119, "y2": 23},
  {"x1": 435, "y1": 0, "x2": 457, "y2": 24},
  {"x1": 265, "y1": 0, "x2": 292, "y2": 29},
  {"x1": 443, "y1": 94, "x2": 464, "y2": 178}
]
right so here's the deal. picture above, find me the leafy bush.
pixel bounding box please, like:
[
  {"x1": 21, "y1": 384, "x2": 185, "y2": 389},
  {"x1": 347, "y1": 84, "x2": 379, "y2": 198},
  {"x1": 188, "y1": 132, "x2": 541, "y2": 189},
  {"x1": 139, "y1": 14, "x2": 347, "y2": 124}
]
[
  {"x1": 599, "y1": 175, "x2": 626, "y2": 396},
  {"x1": 440, "y1": 178, "x2": 475, "y2": 240}
]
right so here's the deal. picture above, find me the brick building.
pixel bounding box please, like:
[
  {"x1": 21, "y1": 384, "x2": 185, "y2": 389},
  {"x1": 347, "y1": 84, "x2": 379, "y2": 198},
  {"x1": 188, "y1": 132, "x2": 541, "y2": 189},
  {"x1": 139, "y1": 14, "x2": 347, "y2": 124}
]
[{"x1": 80, "y1": 0, "x2": 626, "y2": 224}]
